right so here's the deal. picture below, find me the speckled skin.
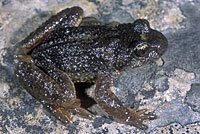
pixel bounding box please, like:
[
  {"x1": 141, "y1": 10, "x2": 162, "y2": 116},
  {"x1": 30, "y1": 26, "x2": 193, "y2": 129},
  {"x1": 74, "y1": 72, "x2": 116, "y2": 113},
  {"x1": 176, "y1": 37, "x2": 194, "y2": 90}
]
[{"x1": 15, "y1": 7, "x2": 168, "y2": 130}]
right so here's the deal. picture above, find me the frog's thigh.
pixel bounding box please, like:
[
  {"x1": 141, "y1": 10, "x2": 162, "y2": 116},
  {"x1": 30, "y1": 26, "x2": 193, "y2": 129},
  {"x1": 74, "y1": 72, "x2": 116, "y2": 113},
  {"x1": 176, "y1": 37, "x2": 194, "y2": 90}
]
[
  {"x1": 105, "y1": 21, "x2": 120, "y2": 27},
  {"x1": 20, "y1": 7, "x2": 83, "y2": 53},
  {"x1": 56, "y1": 6, "x2": 83, "y2": 27},
  {"x1": 16, "y1": 60, "x2": 93, "y2": 124},
  {"x1": 94, "y1": 76, "x2": 157, "y2": 130},
  {"x1": 80, "y1": 17, "x2": 120, "y2": 26}
]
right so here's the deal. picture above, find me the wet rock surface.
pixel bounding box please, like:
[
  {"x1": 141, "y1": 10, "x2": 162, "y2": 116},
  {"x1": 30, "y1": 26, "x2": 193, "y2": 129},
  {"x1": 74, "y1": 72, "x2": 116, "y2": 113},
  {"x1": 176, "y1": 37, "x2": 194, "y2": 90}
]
[{"x1": 0, "y1": 0, "x2": 200, "y2": 133}]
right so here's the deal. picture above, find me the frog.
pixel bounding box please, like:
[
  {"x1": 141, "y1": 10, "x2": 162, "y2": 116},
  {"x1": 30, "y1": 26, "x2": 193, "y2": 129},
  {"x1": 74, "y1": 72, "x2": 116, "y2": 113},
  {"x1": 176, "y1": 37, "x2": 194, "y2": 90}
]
[{"x1": 15, "y1": 6, "x2": 168, "y2": 130}]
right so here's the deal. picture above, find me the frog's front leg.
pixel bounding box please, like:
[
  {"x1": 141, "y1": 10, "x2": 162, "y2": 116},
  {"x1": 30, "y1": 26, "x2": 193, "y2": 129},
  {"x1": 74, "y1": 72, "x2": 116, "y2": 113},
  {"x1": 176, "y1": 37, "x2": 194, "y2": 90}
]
[
  {"x1": 16, "y1": 57, "x2": 94, "y2": 124},
  {"x1": 94, "y1": 76, "x2": 157, "y2": 130}
]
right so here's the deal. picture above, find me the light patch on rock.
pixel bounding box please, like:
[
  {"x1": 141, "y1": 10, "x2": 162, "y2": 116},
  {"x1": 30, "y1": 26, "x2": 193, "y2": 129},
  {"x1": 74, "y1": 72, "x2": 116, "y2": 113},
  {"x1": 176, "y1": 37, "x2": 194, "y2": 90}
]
[
  {"x1": 155, "y1": 58, "x2": 164, "y2": 67},
  {"x1": 76, "y1": 118, "x2": 94, "y2": 134},
  {"x1": 164, "y1": 68, "x2": 195, "y2": 102},
  {"x1": 100, "y1": 122, "x2": 144, "y2": 134},
  {"x1": 136, "y1": 92, "x2": 162, "y2": 112},
  {"x1": 152, "y1": 122, "x2": 200, "y2": 134},
  {"x1": 0, "y1": 0, "x2": 98, "y2": 48},
  {"x1": 135, "y1": 92, "x2": 145, "y2": 101},
  {"x1": 0, "y1": 49, "x2": 7, "y2": 66},
  {"x1": 0, "y1": 82, "x2": 10, "y2": 98},
  {"x1": 5, "y1": 125, "x2": 26, "y2": 134},
  {"x1": 24, "y1": 112, "x2": 40, "y2": 126},
  {"x1": 67, "y1": 116, "x2": 145, "y2": 134},
  {"x1": 126, "y1": 1, "x2": 185, "y2": 31},
  {"x1": 8, "y1": 96, "x2": 22, "y2": 108},
  {"x1": 51, "y1": 125, "x2": 69, "y2": 134},
  {"x1": 143, "y1": 83, "x2": 154, "y2": 91}
]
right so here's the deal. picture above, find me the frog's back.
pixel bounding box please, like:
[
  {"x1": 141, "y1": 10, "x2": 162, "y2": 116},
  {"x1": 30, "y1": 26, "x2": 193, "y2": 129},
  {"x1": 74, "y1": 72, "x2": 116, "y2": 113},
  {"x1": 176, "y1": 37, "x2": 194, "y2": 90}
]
[{"x1": 31, "y1": 25, "x2": 124, "y2": 82}]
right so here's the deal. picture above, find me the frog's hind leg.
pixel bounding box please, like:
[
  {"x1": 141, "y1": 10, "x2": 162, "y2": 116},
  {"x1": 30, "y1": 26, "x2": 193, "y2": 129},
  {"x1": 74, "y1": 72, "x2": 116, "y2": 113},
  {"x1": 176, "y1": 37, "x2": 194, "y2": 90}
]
[
  {"x1": 94, "y1": 76, "x2": 157, "y2": 130},
  {"x1": 43, "y1": 67, "x2": 95, "y2": 121},
  {"x1": 79, "y1": 17, "x2": 120, "y2": 27},
  {"x1": 80, "y1": 17, "x2": 104, "y2": 26},
  {"x1": 16, "y1": 57, "x2": 94, "y2": 124},
  {"x1": 19, "y1": 6, "x2": 83, "y2": 54}
]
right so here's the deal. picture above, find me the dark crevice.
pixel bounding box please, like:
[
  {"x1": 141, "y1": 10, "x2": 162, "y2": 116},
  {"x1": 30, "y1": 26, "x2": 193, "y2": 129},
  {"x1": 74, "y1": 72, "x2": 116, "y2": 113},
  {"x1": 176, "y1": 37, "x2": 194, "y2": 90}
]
[{"x1": 74, "y1": 82, "x2": 96, "y2": 109}]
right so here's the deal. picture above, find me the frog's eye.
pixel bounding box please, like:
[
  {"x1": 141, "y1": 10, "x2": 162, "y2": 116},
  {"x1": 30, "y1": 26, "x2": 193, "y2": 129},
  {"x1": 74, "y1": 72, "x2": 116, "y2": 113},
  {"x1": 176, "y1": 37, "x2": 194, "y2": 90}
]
[
  {"x1": 133, "y1": 19, "x2": 150, "y2": 33},
  {"x1": 135, "y1": 43, "x2": 150, "y2": 57}
]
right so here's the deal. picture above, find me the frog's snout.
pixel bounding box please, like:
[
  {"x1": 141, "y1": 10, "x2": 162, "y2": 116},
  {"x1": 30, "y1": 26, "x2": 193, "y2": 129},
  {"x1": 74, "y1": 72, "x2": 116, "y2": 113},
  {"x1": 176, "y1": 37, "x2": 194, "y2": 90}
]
[{"x1": 150, "y1": 30, "x2": 168, "y2": 59}]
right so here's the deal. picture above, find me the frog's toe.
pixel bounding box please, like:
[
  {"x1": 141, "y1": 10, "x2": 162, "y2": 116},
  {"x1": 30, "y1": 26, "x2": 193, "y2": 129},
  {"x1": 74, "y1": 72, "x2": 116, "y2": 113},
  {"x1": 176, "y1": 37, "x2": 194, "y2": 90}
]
[
  {"x1": 131, "y1": 108, "x2": 157, "y2": 120},
  {"x1": 143, "y1": 112, "x2": 157, "y2": 120},
  {"x1": 124, "y1": 114, "x2": 149, "y2": 130},
  {"x1": 68, "y1": 107, "x2": 95, "y2": 120},
  {"x1": 65, "y1": 99, "x2": 95, "y2": 120},
  {"x1": 44, "y1": 104, "x2": 73, "y2": 124},
  {"x1": 135, "y1": 122, "x2": 148, "y2": 130},
  {"x1": 124, "y1": 108, "x2": 157, "y2": 130}
]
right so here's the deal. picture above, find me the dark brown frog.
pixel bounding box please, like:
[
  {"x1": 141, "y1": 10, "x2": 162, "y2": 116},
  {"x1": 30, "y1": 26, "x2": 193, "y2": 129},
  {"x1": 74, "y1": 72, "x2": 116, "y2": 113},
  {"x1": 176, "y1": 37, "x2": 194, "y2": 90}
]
[{"x1": 15, "y1": 6, "x2": 168, "y2": 130}]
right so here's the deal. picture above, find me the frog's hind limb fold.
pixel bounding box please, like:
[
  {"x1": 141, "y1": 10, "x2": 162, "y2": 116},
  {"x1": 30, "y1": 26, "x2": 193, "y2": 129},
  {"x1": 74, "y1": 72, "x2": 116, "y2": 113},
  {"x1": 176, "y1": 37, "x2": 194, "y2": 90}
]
[{"x1": 16, "y1": 61, "x2": 94, "y2": 124}]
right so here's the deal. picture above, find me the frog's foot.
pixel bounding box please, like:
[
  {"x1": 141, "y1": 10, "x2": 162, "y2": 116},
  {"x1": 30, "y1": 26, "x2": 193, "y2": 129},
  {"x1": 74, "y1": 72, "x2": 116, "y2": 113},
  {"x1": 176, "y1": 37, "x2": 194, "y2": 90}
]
[
  {"x1": 94, "y1": 76, "x2": 157, "y2": 130},
  {"x1": 67, "y1": 99, "x2": 95, "y2": 120},
  {"x1": 123, "y1": 108, "x2": 157, "y2": 130},
  {"x1": 44, "y1": 99, "x2": 95, "y2": 124},
  {"x1": 43, "y1": 104, "x2": 73, "y2": 124}
]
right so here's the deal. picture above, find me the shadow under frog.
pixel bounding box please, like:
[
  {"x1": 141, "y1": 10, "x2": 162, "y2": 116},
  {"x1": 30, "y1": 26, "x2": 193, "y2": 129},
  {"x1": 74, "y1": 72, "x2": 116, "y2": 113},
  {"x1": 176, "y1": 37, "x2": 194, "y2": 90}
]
[{"x1": 15, "y1": 6, "x2": 168, "y2": 130}]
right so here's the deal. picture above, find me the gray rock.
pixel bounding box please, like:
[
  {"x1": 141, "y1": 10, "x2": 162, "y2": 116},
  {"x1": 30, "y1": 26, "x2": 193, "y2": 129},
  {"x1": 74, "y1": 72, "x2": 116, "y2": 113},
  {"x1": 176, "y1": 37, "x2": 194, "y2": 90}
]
[
  {"x1": 185, "y1": 83, "x2": 200, "y2": 113},
  {"x1": 1, "y1": 0, "x2": 200, "y2": 134}
]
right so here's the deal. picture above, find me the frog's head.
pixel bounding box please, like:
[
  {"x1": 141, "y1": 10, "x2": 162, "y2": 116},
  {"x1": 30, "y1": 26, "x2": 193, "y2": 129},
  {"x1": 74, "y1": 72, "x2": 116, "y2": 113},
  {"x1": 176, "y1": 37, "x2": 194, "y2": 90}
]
[{"x1": 128, "y1": 19, "x2": 168, "y2": 68}]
